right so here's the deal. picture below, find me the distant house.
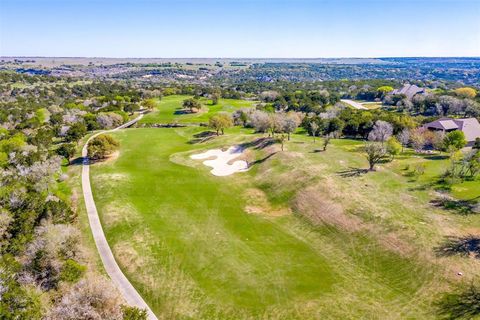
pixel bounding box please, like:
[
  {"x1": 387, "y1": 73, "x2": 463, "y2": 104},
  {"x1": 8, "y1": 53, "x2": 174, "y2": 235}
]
[
  {"x1": 391, "y1": 84, "x2": 426, "y2": 100},
  {"x1": 423, "y1": 117, "x2": 480, "y2": 147}
]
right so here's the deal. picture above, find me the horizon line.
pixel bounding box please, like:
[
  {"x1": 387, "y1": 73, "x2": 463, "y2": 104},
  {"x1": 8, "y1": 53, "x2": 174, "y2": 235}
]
[{"x1": 2, "y1": 55, "x2": 480, "y2": 60}]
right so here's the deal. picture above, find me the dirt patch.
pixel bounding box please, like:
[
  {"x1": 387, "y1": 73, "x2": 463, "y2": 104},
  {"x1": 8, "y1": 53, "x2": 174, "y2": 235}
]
[
  {"x1": 99, "y1": 151, "x2": 120, "y2": 164},
  {"x1": 244, "y1": 188, "x2": 291, "y2": 217}
]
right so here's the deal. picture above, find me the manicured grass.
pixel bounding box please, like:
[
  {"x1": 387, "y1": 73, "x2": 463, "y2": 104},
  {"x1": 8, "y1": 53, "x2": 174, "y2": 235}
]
[
  {"x1": 139, "y1": 95, "x2": 257, "y2": 124},
  {"x1": 87, "y1": 127, "x2": 472, "y2": 319}
]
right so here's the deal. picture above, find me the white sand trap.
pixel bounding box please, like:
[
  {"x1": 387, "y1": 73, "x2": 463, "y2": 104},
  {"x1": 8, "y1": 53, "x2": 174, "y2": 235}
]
[{"x1": 190, "y1": 146, "x2": 248, "y2": 176}]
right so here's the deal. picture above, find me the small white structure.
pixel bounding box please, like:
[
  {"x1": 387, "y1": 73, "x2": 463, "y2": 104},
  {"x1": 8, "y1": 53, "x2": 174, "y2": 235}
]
[{"x1": 190, "y1": 146, "x2": 248, "y2": 176}]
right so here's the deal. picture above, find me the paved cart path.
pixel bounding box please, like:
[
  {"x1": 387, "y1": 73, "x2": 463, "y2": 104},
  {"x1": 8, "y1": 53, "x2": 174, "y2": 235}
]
[{"x1": 81, "y1": 114, "x2": 158, "y2": 320}]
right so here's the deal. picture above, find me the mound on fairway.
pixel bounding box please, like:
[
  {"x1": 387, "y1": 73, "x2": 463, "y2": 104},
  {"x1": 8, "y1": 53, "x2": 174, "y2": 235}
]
[
  {"x1": 90, "y1": 127, "x2": 452, "y2": 319},
  {"x1": 190, "y1": 146, "x2": 248, "y2": 176}
]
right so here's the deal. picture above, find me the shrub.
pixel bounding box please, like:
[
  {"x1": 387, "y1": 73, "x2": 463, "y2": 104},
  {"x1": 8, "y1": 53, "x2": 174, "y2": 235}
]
[
  {"x1": 46, "y1": 275, "x2": 122, "y2": 320},
  {"x1": 65, "y1": 122, "x2": 86, "y2": 142},
  {"x1": 87, "y1": 134, "x2": 119, "y2": 160},
  {"x1": 56, "y1": 143, "x2": 76, "y2": 162},
  {"x1": 386, "y1": 136, "x2": 402, "y2": 160},
  {"x1": 60, "y1": 259, "x2": 86, "y2": 283},
  {"x1": 443, "y1": 130, "x2": 467, "y2": 151},
  {"x1": 121, "y1": 305, "x2": 148, "y2": 320}
]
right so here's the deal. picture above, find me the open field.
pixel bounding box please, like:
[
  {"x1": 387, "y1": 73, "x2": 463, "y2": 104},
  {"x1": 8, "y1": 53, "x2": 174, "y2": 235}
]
[
  {"x1": 89, "y1": 126, "x2": 480, "y2": 319},
  {"x1": 139, "y1": 95, "x2": 257, "y2": 125}
]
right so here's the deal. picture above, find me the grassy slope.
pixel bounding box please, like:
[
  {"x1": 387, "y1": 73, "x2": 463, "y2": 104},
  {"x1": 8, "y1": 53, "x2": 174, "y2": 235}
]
[
  {"x1": 87, "y1": 126, "x2": 480, "y2": 319},
  {"x1": 139, "y1": 95, "x2": 256, "y2": 124}
]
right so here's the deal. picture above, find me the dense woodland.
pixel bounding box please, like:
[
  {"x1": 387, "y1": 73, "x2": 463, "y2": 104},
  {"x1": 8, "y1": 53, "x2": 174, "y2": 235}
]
[{"x1": 0, "y1": 67, "x2": 479, "y2": 319}]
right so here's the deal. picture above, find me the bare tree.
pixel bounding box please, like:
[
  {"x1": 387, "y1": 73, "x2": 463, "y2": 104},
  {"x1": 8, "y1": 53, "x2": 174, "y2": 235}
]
[
  {"x1": 46, "y1": 274, "x2": 122, "y2": 320},
  {"x1": 368, "y1": 120, "x2": 393, "y2": 144},
  {"x1": 281, "y1": 112, "x2": 300, "y2": 140},
  {"x1": 397, "y1": 128, "x2": 410, "y2": 153},
  {"x1": 250, "y1": 110, "x2": 270, "y2": 133}
]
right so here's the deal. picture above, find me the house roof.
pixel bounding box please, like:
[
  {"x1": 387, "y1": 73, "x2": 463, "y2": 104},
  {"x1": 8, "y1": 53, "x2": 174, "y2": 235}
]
[
  {"x1": 425, "y1": 118, "x2": 458, "y2": 130},
  {"x1": 391, "y1": 84, "x2": 425, "y2": 99},
  {"x1": 453, "y1": 118, "x2": 480, "y2": 142},
  {"x1": 424, "y1": 117, "x2": 480, "y2": 142}
]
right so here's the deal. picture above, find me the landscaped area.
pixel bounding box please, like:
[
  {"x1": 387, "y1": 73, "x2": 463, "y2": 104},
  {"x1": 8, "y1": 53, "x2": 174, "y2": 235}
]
[{"x1": 89, "y1": 124, "x2": 480, "y2": 319}]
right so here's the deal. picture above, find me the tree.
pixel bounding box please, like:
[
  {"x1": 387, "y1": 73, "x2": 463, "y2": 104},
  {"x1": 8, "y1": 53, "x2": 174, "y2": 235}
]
[
  {"x1": 210, "y1": 92, "x2": 220, "y2": 105},
  {"x1": 282, "y1": 113, "x2": 300, "y2": 140},
  {"x1": 124, "y1": 103, "x2": 140, "y2": 115},
  {"x1": 310, "y1": 122, "x2": 319, "y2": 143},
  {"x1": 454, "y1": 87, "x2": 477, "y2": 99},
  {"x1": 31, "y1": 127, "x2": 54, "y2": 150},
  {"x1": 386, "y1": 136, "x2": 402, "y2": 160},
  {"x1": 443, "y1": 130, "x2": 467, "y2": 151},
  {"x1": 65, "y1": 122, "x2": 86, "y2": 142},
  {"x1": 365, "y1": 142, "x2": 386, "y2": 171},
  {"x1": 268, "y1": 113, "x2": 283, "y2": 137},
  {"x1": 87, "y1": 134, "x2": 119, "y2": 160},
  {"x1": 410, "y1": 128, "x2": 426, "y2": 151},
  {"x1": 326, "y1": 118, "x2": 345, "y2": 135},
  {"x1": 208, "y1": 113, "x2": 233, "y2": 136},
  {"x1": 377, "y1": 86, "x2": 393, "y2": 98},
  {"x1": 368, "y1": 120, "x2": 393, "y2": 143},
  {"x1": 97, "y1": 113, "x2": 124, "y2": 129},
  {"x1": 142, "y1": 98, "x2": 157, "y2": 111},
  {"x1": 182, "y1": 98, "x2": 202, "y2": 113},
  {"x1": 56, "y1": 143, "x2": 76, "y2": 163},
  {"x1": 250, "y1": 110, "x2": 270, "y2": 133},
  {"x1": 322, "y1": 133, "x2": 332, "y2": 151},
  {"x1": 278, "y1": 134, "x2": 287, "y2": 151},
  {"x1": 397, "y1": 128, "x2": 410, "y2": 153}
]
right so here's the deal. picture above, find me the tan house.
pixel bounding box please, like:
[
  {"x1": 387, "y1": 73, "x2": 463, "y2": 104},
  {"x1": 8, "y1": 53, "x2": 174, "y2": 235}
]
[{"x1": 423, "y1": 117, "x2": 480, "y2": 147}]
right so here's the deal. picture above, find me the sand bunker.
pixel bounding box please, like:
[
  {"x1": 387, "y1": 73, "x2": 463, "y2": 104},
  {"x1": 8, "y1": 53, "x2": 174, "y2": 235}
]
[{"x1": 190, "y1": 146, "x2": 248, "y2": 176}]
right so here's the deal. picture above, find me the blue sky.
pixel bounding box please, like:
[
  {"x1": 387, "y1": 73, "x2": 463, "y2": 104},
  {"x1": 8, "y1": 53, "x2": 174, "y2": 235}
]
[{"x1": 1, "y1": 0, "x2": 479, "y2": 58}]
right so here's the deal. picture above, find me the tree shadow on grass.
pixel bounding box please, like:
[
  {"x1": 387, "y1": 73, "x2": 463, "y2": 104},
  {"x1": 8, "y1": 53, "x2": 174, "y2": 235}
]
[
  {"x1": 69, "y1": 157, "x2": 85, "y2": 166},
  {"x1": 431, "y1": 197, "x2": 480, "y2": 215},
  {"x1": 174, "y1": 108, "x2": 195, "y2": 115},
  {"x1": 188, "y1": 131, "x2": 217, "y2": 144},
  {"x1": 239, "y1": 137, "x2": 275, "y2": 150},
  {"x1": 435, "y1": 236, "x2": 480, "y2": 258},
  {"x1": 337, "y1": 167, "x2": 369, "y2": 177},
  {"x1": 248, "y1": 152, "x2": 277, "y2": 167},
  {"x1": 424, "y1": 154, "x2": 449, "y2": 161},
  {"x1": 436, "y1": 284, "x2": 480, "y2": 320}
]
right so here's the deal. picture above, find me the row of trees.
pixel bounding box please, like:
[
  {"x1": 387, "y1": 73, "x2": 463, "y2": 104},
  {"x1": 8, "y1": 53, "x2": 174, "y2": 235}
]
[{"x1": 0, "y1": 72, "x2": 149, "y2": 319}]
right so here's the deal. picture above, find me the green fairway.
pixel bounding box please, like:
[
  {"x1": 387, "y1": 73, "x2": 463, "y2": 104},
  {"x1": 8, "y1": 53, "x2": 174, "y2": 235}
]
[
  {"x1": 87, "y1": 127, "x2": 468, "y2": 319},
  {"x1": 139, "y1": 95, "x2": 257, "y2": 124}
]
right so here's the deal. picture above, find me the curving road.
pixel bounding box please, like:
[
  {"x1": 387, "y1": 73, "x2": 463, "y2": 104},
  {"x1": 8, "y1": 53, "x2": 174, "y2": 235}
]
[{"x1": 81, "y1": 114, "x2": 158, "y2": 320}]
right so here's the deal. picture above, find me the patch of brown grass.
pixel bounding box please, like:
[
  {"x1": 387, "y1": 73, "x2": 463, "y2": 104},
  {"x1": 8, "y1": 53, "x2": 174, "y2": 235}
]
[
  {"x1": 293, "y1": 186, "x2": 363, "y2": 232},
  {"x1": 244, "y1": 188, "x2": 291, "y2": 217}
]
